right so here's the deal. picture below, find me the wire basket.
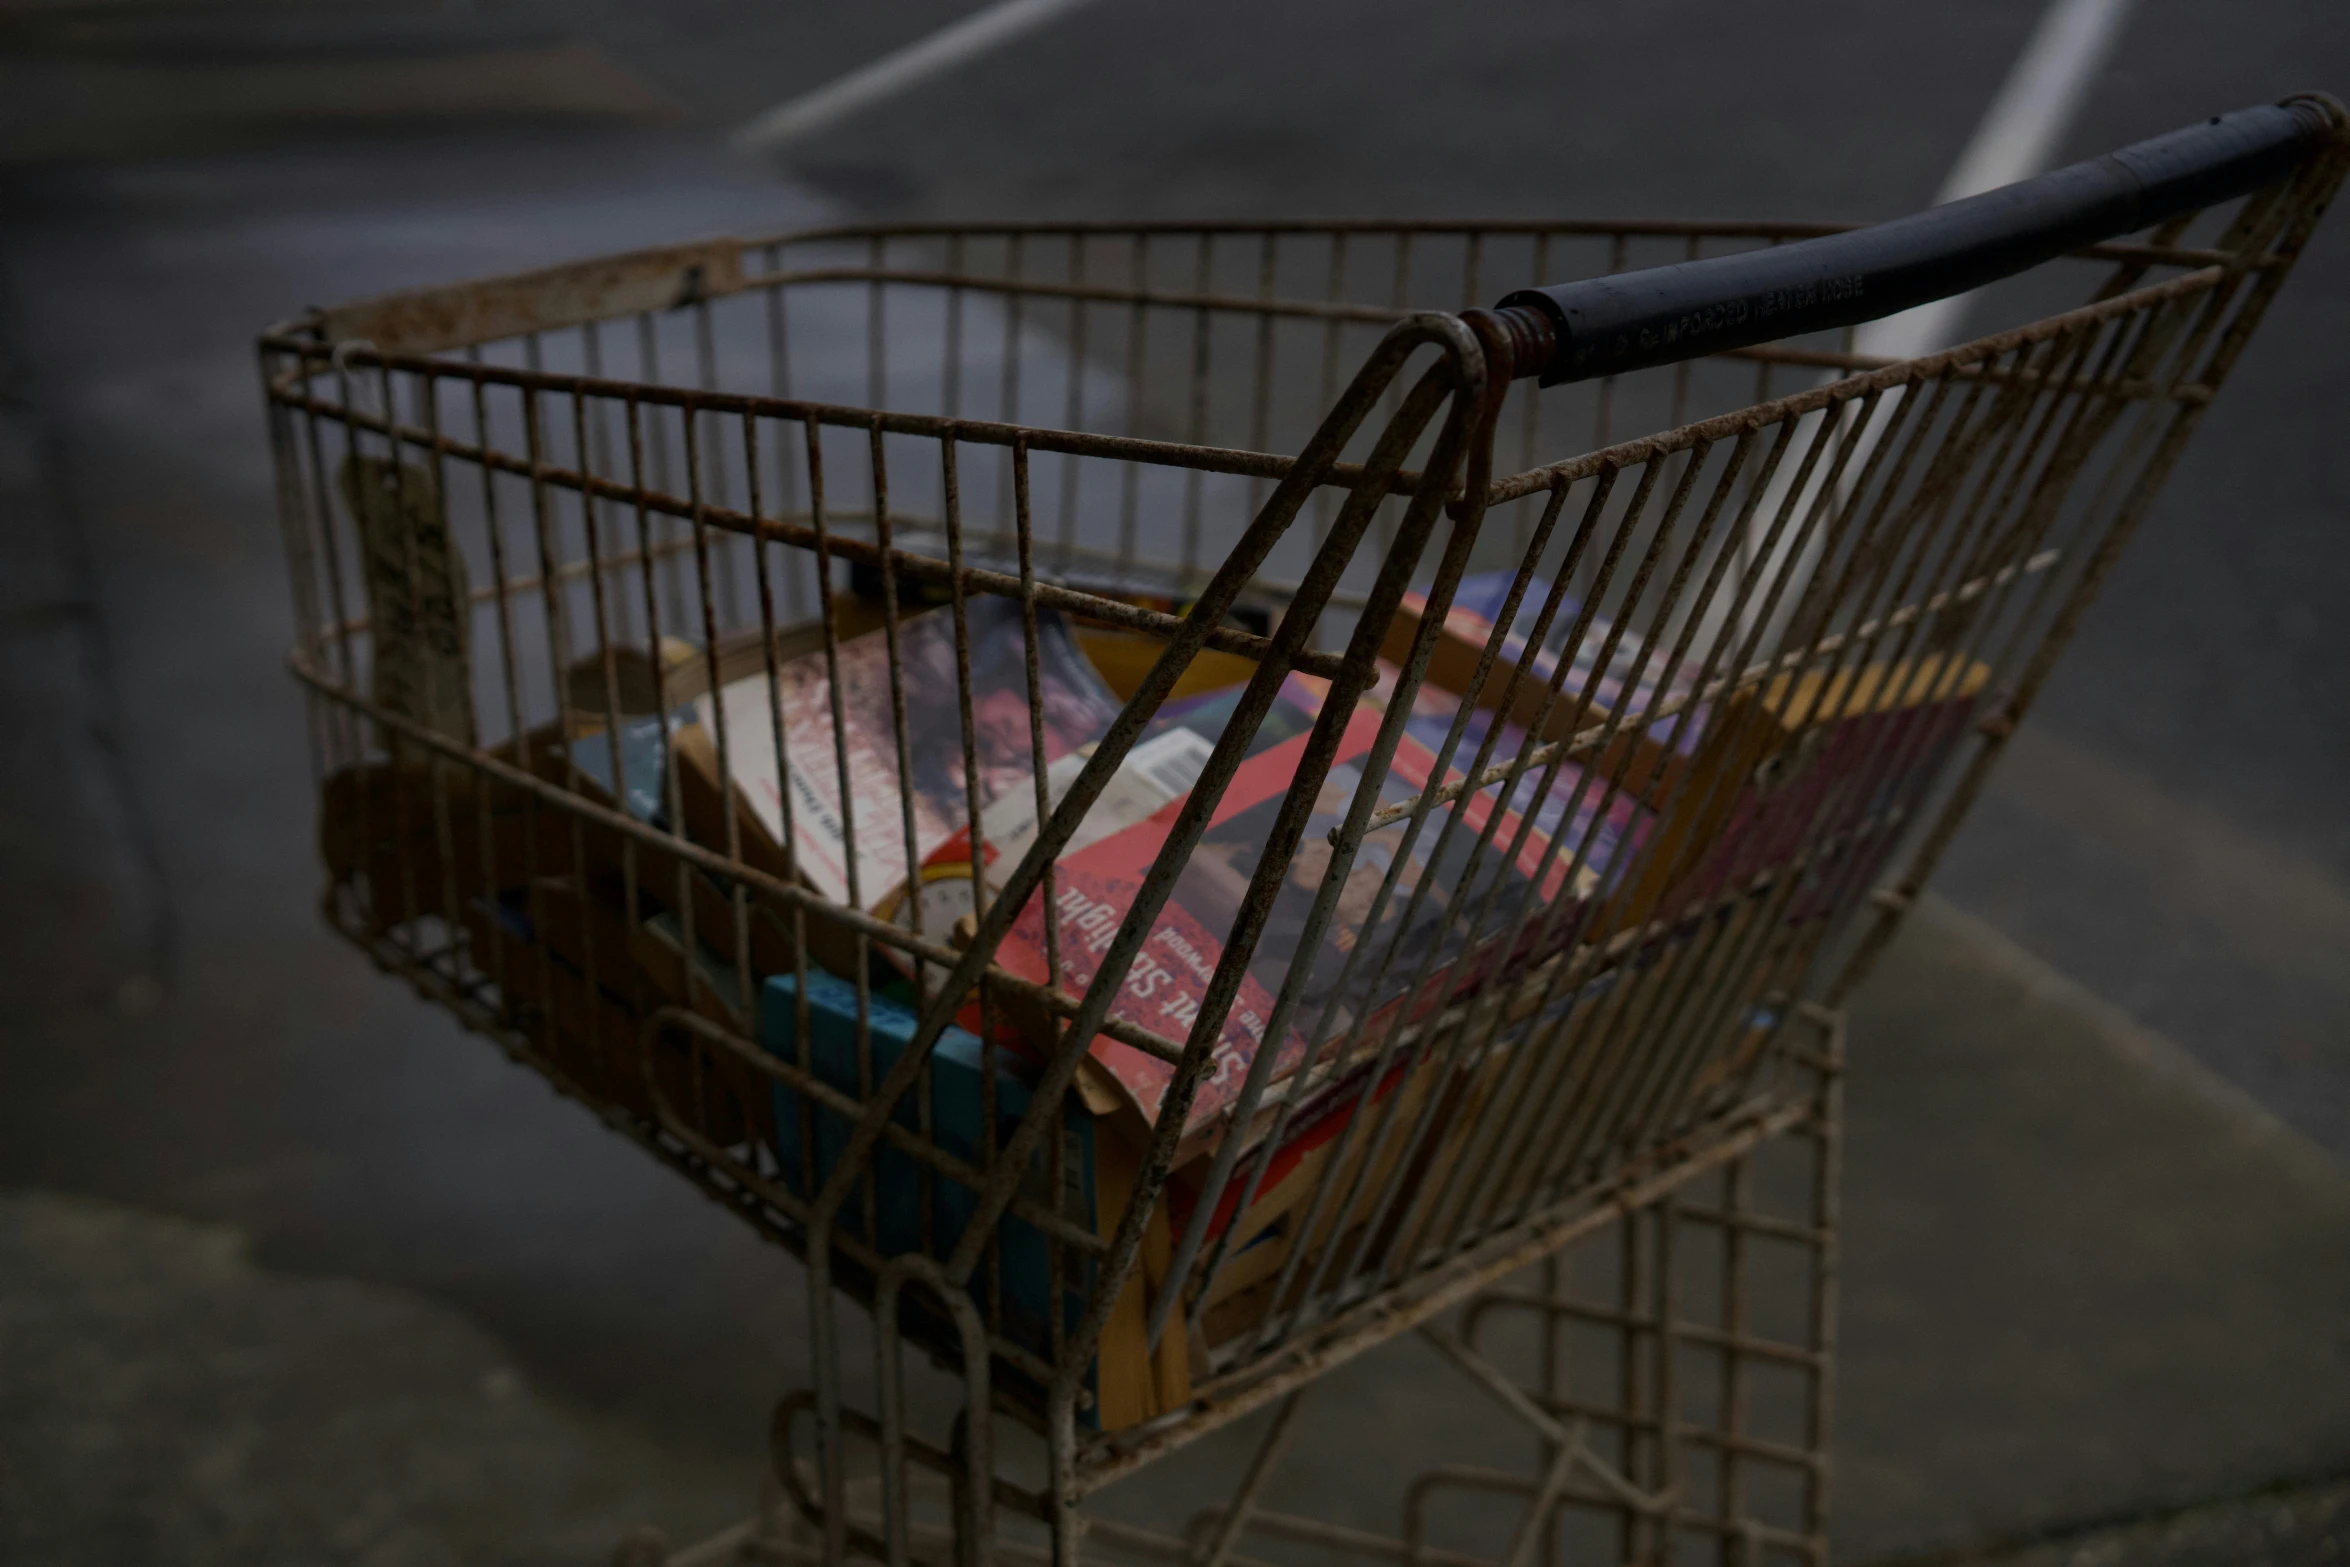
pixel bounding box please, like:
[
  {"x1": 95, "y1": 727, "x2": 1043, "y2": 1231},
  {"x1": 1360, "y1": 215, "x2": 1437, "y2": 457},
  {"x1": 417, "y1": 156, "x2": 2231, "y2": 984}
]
[{"x1": 259, "y1": 98, "x2": 2344, "y2": 1567}]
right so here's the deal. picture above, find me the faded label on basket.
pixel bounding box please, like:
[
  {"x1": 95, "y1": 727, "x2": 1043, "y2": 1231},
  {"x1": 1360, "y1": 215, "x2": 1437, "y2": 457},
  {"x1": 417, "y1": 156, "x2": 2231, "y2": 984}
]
[{"x1": 341, "y1": 454, "x2": 475, "y2": 747}]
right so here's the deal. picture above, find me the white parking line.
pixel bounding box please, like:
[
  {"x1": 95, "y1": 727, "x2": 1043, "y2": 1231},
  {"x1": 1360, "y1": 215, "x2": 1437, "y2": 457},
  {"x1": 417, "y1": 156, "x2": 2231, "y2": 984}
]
[
  {"x1": 731, "y1": 0, "x2": 1103, "y2": 156},
  {"x1": 1734, "y1": 0, "x2": 2139, "y2": 645},
  {"x1": 1856, "y1": 0, "x2": 2139, "y2": 360}
]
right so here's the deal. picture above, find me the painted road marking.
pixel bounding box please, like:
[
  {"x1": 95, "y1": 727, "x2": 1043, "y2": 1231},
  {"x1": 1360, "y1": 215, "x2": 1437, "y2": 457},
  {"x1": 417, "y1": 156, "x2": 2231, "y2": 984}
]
[
  {"x1": 1857, "y1": 0, "x2": 2139, "y2": 360},
  {"x1": 1735, "y1": 0, "x2": 2139, "y2": 644},
  {"x1": 732, "y1": 0, "x2": 1102, "y2": 156}
]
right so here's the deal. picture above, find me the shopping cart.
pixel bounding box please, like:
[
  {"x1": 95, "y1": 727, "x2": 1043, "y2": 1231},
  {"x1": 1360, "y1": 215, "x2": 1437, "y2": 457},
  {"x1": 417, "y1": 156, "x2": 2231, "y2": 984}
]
[{"x1": 260, "y1": 97, "x2": 2344, "y2": 1567}]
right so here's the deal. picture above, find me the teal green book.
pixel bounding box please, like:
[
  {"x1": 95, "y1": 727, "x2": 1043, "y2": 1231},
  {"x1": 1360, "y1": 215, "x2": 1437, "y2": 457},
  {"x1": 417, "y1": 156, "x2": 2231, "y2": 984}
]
[{"x1": 762, "y1": 970, "x2": 1097, "y2": 1391}]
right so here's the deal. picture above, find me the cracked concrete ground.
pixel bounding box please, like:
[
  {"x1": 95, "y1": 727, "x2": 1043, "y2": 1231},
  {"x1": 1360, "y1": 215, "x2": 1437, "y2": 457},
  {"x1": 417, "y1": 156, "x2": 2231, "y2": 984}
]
[
  {"x1": 0, "y1": 1191, "x2": 747, "y2": 1566},
  {"x1": 1890, "y1": 1477, "x2": 2349, "y2": 1567},
  {"x1": 4, "y1": 894, "x2": 2343, "y2": 1564}
]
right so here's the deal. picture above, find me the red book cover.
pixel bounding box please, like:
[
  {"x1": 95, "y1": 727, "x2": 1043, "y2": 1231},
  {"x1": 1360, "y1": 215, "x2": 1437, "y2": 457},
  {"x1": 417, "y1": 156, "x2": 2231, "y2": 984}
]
[{"x1": 993, "y1": 697, "x2": 1596, "y2": 1148}]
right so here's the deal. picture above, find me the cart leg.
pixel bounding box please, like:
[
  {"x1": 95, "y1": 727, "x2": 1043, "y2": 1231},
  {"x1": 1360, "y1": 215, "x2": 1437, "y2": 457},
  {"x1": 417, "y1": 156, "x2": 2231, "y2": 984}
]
[
  {"x1": 1186, "y1": 1389, "x2": 1310, "y2": 1567},
  {"x1": 630, "y1": 1029, "x2": 1842, "y2": 1567},
  {"x1": 1398, "y1": 1019, "x2": 1841, "y2": 1567}
]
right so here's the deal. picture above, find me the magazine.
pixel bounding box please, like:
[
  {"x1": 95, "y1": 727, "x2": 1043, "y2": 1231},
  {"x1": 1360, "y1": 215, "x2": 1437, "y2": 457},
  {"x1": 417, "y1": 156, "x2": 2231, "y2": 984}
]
[
  {"x1": 889, "y1": 673, "x2": 1329, "y2": 950},
  {"x1": 989, "y1": 690, "x2": 1644, "y2": 1155},
  {"x1": 1381, "y1": 569, "x2": 1709, "y2": 800},
  {"x1": 692, "y1": 597, "x2": 1127, "y2": 912},
  {"x1": 560, "y1": 596, "x2": 892, "y2": 721},
  {"x1": 1381, "y1": 573, "x2": 1990, "y2": 937},
  {"x1": 1357, "y1": 657, "x2": 1656, "y2": 903}
]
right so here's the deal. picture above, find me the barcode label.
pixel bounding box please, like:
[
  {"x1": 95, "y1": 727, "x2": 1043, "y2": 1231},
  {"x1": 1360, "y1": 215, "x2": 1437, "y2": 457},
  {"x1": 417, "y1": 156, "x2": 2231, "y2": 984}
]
[{"x1": 1125, "y1": 727, "x2": 1216, "y2": 802}]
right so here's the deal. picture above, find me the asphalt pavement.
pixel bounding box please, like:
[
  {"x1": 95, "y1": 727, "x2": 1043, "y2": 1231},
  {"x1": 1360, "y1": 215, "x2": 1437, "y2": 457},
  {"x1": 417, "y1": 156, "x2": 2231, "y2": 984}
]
[{"x1": 0, "y1": 2, "x2": 2345, "y2": 1561}]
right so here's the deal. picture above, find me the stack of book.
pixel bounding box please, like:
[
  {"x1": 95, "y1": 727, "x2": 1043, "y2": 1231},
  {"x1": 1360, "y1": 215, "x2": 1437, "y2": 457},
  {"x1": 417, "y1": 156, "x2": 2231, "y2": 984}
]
[{"x1": 321, "y1": 564, "x2": 1986, "y2": 1430}]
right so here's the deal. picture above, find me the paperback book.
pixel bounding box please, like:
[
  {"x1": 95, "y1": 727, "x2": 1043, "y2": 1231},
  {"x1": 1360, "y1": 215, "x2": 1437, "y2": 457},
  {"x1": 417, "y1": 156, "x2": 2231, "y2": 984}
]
[{"x1": 990, "y1": 690, "x2": 1643, "y2": 1155}]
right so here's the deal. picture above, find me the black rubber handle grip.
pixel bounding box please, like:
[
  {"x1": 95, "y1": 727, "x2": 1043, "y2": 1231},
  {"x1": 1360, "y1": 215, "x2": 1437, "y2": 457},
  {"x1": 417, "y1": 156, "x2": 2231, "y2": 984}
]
[{"x1": 1497, "y1": 96, "x2": 2340, "y2": 386}]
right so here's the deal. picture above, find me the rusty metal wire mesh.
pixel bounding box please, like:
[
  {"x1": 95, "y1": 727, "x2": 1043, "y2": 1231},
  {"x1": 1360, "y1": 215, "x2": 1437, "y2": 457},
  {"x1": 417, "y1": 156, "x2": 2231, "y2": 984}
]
[{"x1": 259, "y1": 111, "x2": 2342, "y2": 1567}]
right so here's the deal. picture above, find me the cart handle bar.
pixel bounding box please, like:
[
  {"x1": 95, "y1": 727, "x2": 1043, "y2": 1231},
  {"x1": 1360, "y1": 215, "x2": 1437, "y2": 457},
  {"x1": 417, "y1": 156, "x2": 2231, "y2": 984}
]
[{"x1": 1493, "y1": 95, "x2": 2343, "y2": 386}]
